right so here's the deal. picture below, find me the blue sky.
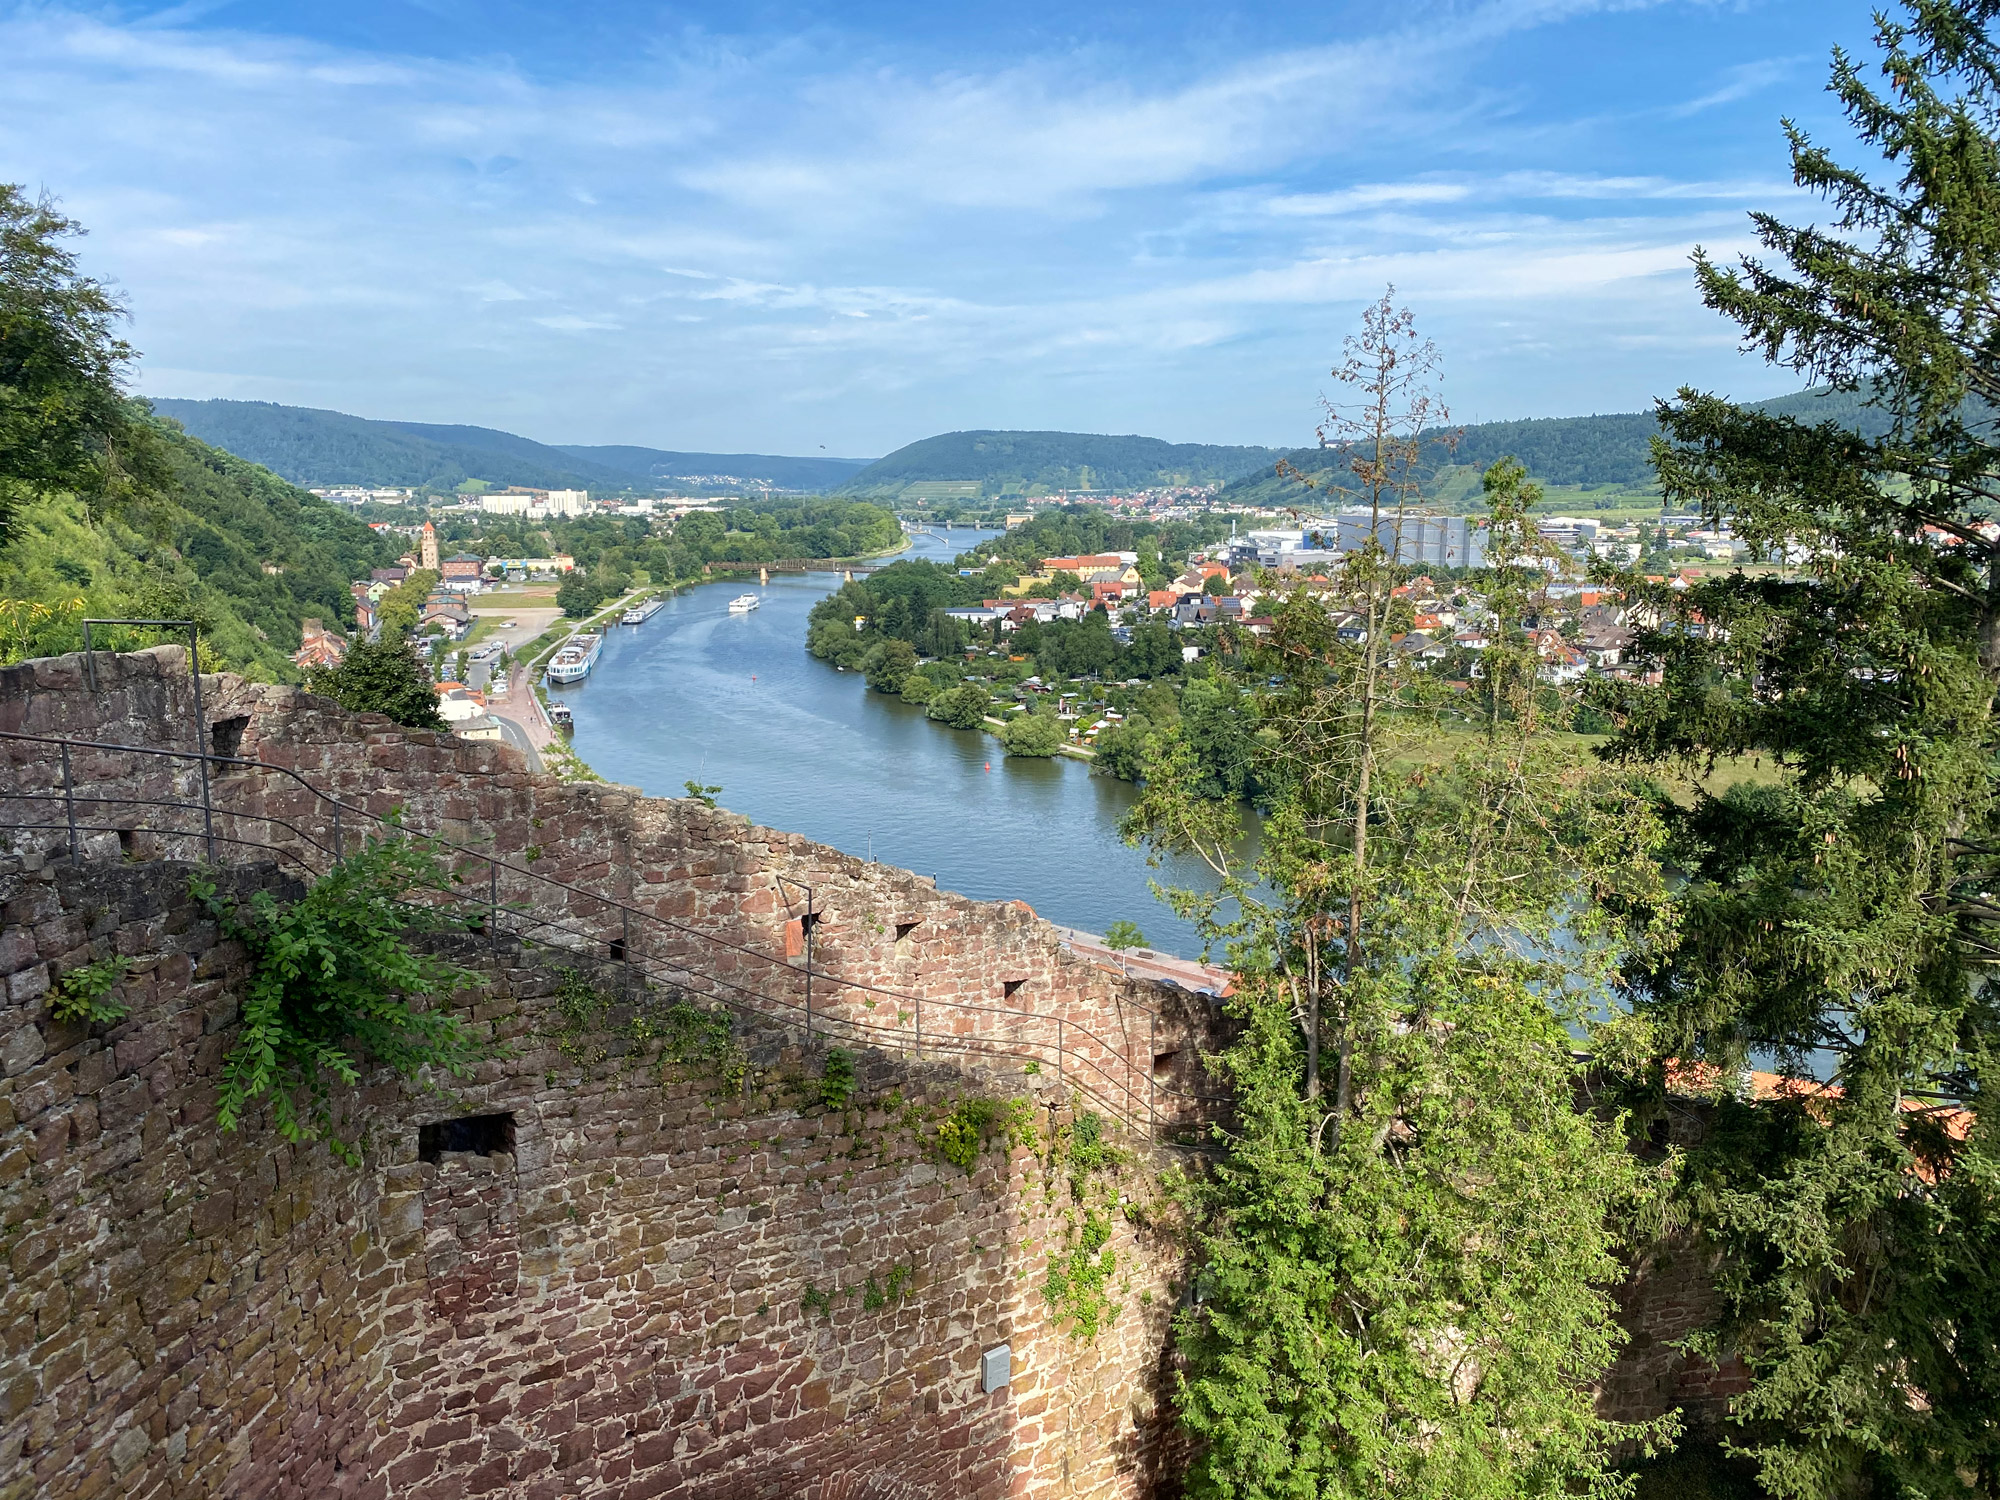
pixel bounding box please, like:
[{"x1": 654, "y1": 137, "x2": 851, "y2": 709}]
[{"x1": 3, "y1": 0, "x2": 1882, "y2": 457}]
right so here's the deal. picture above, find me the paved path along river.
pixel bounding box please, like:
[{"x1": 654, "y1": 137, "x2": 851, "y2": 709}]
[{"x1": 552, "y1": 528, "x2": 1235, "y2": 957}]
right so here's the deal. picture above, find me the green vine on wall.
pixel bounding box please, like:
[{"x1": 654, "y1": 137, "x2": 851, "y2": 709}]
[
  {"x1": 816, "y1": 1047, "x2": 856, "y2": 1111},
  {"x1": 193, "y1": 835, "x2": 494, "y2": 1165},
  {"x1": 541, "y1": 967, "x2": 750, "y2": 1095},
  {"x1": 1041, "y1": 1110, "x2": 1131, "y2": 1340},
  {"x1": 48, "y1": 954, "x2": 131, "y2": 1025},
  {"x1": 863, "y1": 1261, "x2": 915, "y2": 1310},
  {"x1": 1045, "y1": 1208, "x2": 1120, "y2": 1340},
  {"x1": 935, "y1": 1095, "x2": 1036, "y2": 1172}
]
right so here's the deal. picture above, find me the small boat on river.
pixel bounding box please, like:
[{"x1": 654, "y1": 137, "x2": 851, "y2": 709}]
[{"x1": 728, "y1": 594, "x2": 761, "y2": 613}]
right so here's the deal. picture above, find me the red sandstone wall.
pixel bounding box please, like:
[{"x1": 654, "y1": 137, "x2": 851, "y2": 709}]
[
  {"x1": 1, "y1": 853, "x2": 1187, "y2": 1499},
  {"x1": 0, "y1": 649, "x2": 1213, "y2": 1143}
]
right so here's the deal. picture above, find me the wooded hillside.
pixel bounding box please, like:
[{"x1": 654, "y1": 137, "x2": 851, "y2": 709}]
[{"x1": 841, "y1": 429, "x2": 1283, "y2": 497}]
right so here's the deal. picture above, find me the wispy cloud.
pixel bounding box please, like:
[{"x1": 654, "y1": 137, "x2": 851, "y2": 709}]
[{"x1": 0, "y1": 0, "x2": 1852, "y2": 450}]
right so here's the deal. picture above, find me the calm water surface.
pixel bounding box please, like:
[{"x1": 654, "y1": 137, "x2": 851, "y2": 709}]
[{"x1": 553, "y1": 528, "x2": 1233, "y2": 956}]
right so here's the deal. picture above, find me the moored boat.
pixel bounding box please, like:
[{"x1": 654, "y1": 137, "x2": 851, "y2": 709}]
[
  {"x1": 545, "y1": 632, "x2": 604, "y2": 683},
  {"x1": 622, "y1": 596, "x2": 664, "y2": 626}
]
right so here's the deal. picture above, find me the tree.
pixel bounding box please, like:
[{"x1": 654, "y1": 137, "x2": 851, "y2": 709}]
[
  {"x1": 1103, "y1": 919, "x2": 1146, "y2": 951},
  {"x1": 0, "y1": 185, "x2": 162, "y2": 545},
  {"x1": 306, "y1": 631, "x2": 446, "y2": 729},
  {"x1": 555, "y1": 569, "x2": 601, "y2": 619},
  {"x1": 1000, "y1": 710, "x2": 1064, "y2": 756},
  {"x1": 1591, "y1": 6, "x2": 2000, "y2": 1492},
  {"x1": 1091, "y1": 718, "x2": 1153, "y2": 782},
  {"x1": 927, "y1": 682, "x2": 991, "y2": 731},
  {"x1": 863, "y1": 638, "x2": 918, "y2": 694},
  {"x1": 375, "y1": 568, "x2": 439, "y2": 634},
  {"x1": 1127, "y1": 298, "x2": 1672, "y2": 1499}
]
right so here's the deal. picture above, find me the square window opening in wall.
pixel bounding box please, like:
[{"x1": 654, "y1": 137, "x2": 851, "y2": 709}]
[
  {"x1": 419, "y1": 1113, "x2": 516, "y2": 1163},
  {"x1": 1153, "y1": 1050, "x2": 1180, "y2": 1076},
  {"x1": 1002, "y1": 979, "x2": 1025, "y2": 999},
  {"x1": 895, "y1": 921, "x2": 919, "y2": 942},
  {"x1": 608, "y1": 937, "x2": 627, "y2": 963},
  {"x1": 210, "y1": 715, "x2": 250, "y2": 760}
]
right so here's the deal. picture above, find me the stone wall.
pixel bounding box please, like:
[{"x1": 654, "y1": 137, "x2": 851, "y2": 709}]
[
  {"x1": 0, "y1": 649, "x2": 1207, "y2": 1498},
  {"x1": 0, "y1": 649, "x2": 1214, "y2": 1141},
  {"x1": 1, "y1": 856, "x2": 1186, "y2": 1499}
]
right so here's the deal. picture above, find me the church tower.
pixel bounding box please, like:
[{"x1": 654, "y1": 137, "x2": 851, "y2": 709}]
[{"x1": 421, "y1": 521, "x2": 439, "y2": 571}]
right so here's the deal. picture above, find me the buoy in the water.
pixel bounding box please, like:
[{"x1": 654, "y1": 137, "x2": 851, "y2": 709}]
[{"x1": 984, "y1": 762, "x2": 990, "y2": 771}]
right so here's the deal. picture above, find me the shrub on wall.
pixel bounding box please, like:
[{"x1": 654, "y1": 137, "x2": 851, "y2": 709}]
[{"x1": 194, "y1": 833, "x2": 491, "y2": 1162}]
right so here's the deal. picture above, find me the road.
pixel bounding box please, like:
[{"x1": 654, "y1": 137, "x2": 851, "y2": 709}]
[
  {"x1": 488, "y1": 712, "x2": 542, "y2": 772},
  {"x1": 484, "y1": 664, "x2": 557, "y2": 767}
]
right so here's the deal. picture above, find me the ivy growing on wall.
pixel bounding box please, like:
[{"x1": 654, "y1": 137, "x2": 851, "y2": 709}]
[
  {"x1": 48, "y1": 954, "x2": 131, "y2": 1025},
  {"x1": 1040, "y1": 1111, "x2": 1131, "y2": 1340},
  {"x1": 933, "y1": 1095, "x2": 1036, "y2": 1172},
  {"x1": 193, "y1": 835, "x2": 492, "y2": 1164}
]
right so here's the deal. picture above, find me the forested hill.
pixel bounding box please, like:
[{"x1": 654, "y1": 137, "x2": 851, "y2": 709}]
[
  {"x1": 147, "y1": 399, "x2": 868, "y2": 493},
  {"x1": 559, "y1": 445, "x2": 868, "y2": 491},
  {"x1": 840, "y1": 430, "x2": 1285, "y2": 498},
  {"x1": 1, "y1": 409, "x2": 402, "y2": 679},
  {"x1": 1217, "y1": 387, "x2": 1898, "y2": 506}
]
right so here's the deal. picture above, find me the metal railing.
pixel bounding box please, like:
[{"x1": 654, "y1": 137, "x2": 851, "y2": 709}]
[{"x1": 0, "y1": 728, "x2": 1222, "y2": 1141}]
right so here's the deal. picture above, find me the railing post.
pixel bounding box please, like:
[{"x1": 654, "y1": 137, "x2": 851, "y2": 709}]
[
  {"x1": 1057, "y1": 1016, "x2": 1064, "y2": 1090},
  {"x1": 804, "y1": 898, "x2": 814, "y2": 1047},
  {"x1": 489, "y1": 859, "x2": 500, "y2": 950},
  {"x1": 331, "y1": 801, "x2": 342, "y2": 860},
  {"x1": 186, "y1": 626, "x2": 215, "y2": 863},
  {"x1": 914, "y1": 994, "x2": 921, "y2": 1060},
  {"x1": 60, "y1": 741, "x2": 77, "y2": 861},
  {"x1": 622, "y1": 905, "x2": 632, "y2": 1002}
]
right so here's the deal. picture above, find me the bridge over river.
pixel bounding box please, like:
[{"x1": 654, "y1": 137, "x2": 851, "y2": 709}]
[{"x1": 701, "y1": 557, "x2": 890, "y2": 575}]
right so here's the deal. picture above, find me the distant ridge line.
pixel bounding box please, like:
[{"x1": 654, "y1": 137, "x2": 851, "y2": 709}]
[{"x1": 145, "y1": 398, "x2": 871, "y2": 493}]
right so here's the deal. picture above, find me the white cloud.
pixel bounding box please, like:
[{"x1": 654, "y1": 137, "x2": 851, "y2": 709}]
[{"x1": 0, "y1": 0, "x2": 1819, "y2": 450}]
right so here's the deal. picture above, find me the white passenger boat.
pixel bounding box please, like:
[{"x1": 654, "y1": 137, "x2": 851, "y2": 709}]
[
  {"x1": 622, "y1": 597, "x2": 664, "y2": 626},
  {"x1": 728, "y1": 593, "x2": 761, "y2": 613},
  {"x1": 545, "y1": 632, "x2": 603, "y2": 683}
]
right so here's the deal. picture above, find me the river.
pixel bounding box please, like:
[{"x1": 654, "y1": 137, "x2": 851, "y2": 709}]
[{"x1": 550, "y1": 527, "x2": 1234, "y2": 956}]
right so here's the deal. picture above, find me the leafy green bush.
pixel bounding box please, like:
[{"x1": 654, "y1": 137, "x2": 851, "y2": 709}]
[
  {"x1": 194, "y1": 835, "x2": 489, "y2": 1162},
  {"x1": 49, "y1": 954, "x2": 131, "y2": 1025},
  {"x1": 1102, "y1": 920, "x2": 1146, "y2": 951},
  {"x1": 936, "y1": 1095, "x2": 1034, "y2": 1172},
  {"x1": 817, "y1": 1047, "x2": 856, "y2": 1111}
]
